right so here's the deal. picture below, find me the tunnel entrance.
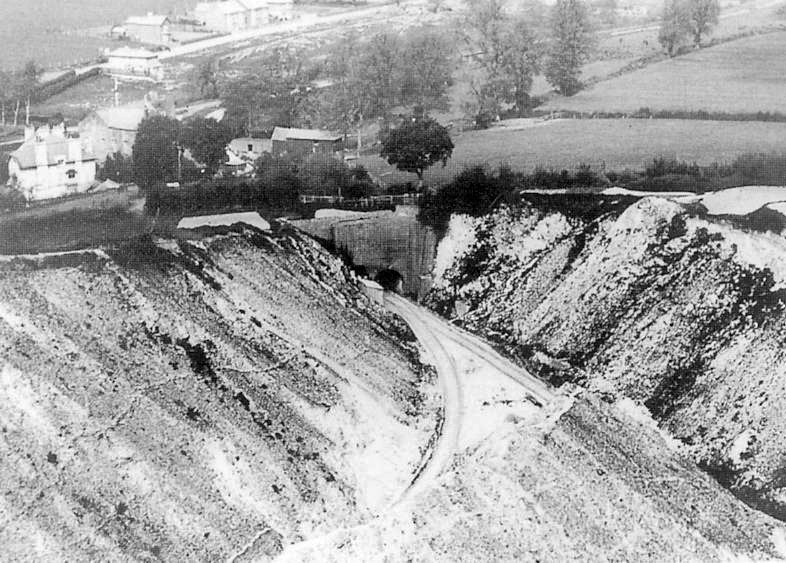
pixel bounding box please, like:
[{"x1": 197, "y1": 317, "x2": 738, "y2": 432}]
[{"x1": 375, "y1": 269, "x2": 404, "y2": 292}]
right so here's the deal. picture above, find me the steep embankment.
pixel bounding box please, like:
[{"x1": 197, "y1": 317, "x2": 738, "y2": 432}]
[
  {"x1": 0, "y1": 227, "x2": 437, "y2": 561},
  {"x1": 428, "y1": 196, "x2": 786, "y2": 521}
]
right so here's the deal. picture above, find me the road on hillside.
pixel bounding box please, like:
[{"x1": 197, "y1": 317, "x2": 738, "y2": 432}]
[{"x1": 385, "y1": 293, "x2": 553, "y2": 507}]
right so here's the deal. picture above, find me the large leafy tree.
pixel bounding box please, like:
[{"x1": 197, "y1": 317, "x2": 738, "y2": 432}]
[
  {"x1": 462, "y1": 0, "x2": 545, "y2": 119},
  {"x1": 544, "y1": 0, "x2": 595, "y2": 96},
  {"x1": 658, "y1": 0, "x2": 691, "y2": 56},
  {"x1": 380, "y1": 115, "x2": 454, "y2": 187},
  {"x1": 181, "y1": 116, "x2": 233, "y2": 175},
  {"x1": 398, "y1": 28, "x2": 455, "y2": 111},
  {"x1": 194, "y1": 58, "x2": 221, "y2": 98},
  {"x1": 687, "y1": 0, "x2": 720, "y2": 47},
  {"x1": 132, "y1": 115, "x2": 182, "y2": 190},
  {"x1": 220, "y1": 48, "x2": 318, "y2": 135}
]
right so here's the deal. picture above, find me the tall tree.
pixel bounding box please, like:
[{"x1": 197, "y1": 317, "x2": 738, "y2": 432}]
[
  {"x1": 658, "y1": 0, "x2": 690, "y2": 56},
  {"x1": 181, "y1": 117, "x2": 234, "y2": 176},
  {"x1": 687, "y1": 0, "x2": 720, "y2": 47},
  {"x1": 132, "y1": 115, "x2": 182, "y2": 190},
  {"x1": 20, "y1": 60, "x2": 41, "y2": 126},
  {"x1": 380, "y1": 114, "x2": 454, "y2": 188},
  {"x1": 398, "y1": 28, "x2": 455, "y2": 111},
  {"x1": 544, "y1": 0, "x2": 595, "y2": 96},
  {"x1": 462, "y1": 0, "x2": 545, "y2": 118},
  {"x1": 194, "y1": 58, "x2": 221, "y2": 98}
]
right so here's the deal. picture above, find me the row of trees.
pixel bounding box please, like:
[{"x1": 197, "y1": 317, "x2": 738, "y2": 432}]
[
  {"x1": 0, "y1": 60, "x2": 43, "y2": 126},
  {"x1": 658, "y1": 0, "x2": 721, "y2": 56},
  {"x1": 462, "y1": 0, "x2": 595, "y2": 125}
]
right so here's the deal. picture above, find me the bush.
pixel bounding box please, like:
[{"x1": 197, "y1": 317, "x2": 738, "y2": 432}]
[
  {"x1": 645, "y1": 157, "x2": 700, "y2": 178},
  {"x1": 0, "y1": 186, "x2": 26, "y2": 211},
  {"x1": 98, "y1": 152, "x2": 134, "y2": 183},
  {"x1": 418, "y1": 166, "x2": 511, "y2": 234}
]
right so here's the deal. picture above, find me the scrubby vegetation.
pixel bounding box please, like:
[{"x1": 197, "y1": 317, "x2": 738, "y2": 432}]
[
  {"x1": 419, "y1": 152, "x2": 786, "y2": 234},
  {"x1": 144, "y1": 156, "x2": 375, "y2": 217}
]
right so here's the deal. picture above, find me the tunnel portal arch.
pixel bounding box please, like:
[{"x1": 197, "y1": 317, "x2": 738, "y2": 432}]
[{"x1": 375, "y1": 269, "x2": 404, "y2": 293}]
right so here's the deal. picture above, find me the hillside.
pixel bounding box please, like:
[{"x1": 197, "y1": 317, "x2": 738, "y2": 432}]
[
  {"x1": 0, "y1": 226, "x2": 438, "y2": 560},
  {"x1": 542, "y1": 31, "x2": 786, "y2": 115},
  {"x1": 427, "y1": 195, "x2": 786, "y2": 522}
]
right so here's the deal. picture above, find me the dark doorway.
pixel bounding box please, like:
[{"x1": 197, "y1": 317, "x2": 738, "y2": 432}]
[{"x1": 375, "y1": 269, "x2": 404, "y2": 292}]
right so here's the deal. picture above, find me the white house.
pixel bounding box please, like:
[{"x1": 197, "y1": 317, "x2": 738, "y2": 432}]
[
  {"x1": 105, "y1": 47, "x2": 164, "y2": 82},
  {"x1": 8, "y1": 126, "x2": 97, "y2": 202},
  {"x1": 194, "y1": 0, "x2": 293, "y2": 32},
  {"x1": 228, "y1": 136, "x2": 272, "y2": 159},
  {"x1": 194, "y1": 0, "x2": 248, "y2": 32}
]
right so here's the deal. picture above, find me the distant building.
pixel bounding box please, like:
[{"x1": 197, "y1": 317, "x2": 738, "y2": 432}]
[
  {"x1": 271, "y1": 127, "x2": 343, "y2": 158},
  {"x1": 194, "y1": 1, "x2": 248, "y2": 32},
  {"x1": 8, "y1": 126, "x2": 97, "y2": 202},
  {"x1": 105, "y1": 47, "x2": 164, "y2": 82},
  {"x1": 124, "y1": 13, "x2": 171, "y2": 44},
  {"x1": 78, "y1": 106, "x2": 148, "y2": 162},
  {"x1": 194, "y1": 0, "x2": 292, "y2": 32},
  {"x1": 229, "y1": 136, "x2": 272, "y2": 159}
]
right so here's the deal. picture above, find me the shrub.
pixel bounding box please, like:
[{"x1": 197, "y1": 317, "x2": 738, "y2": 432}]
[{"x1": 645, "y1": 157, "x2": 700, "y2": 178}]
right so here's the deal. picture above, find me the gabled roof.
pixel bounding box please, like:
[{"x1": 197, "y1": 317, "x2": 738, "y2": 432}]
[
  {"x1": 10, "y1": 137, "x2": 96, "y2": 170},
  {"x1": 125, "y1": 14, "x2": 170, "y2": 27},
  {"x1": 107, "y1": 47, "x2": 160, "y2": 60},
  {"x1": 195, "y1": 0, "x2": 246, "y2": 14},
  {"x1": 93, "y1": 107, "x2": 147, "y2": 132},
  {"x1": 271, "y1": 127, "x2": 342, "y2": 143}
]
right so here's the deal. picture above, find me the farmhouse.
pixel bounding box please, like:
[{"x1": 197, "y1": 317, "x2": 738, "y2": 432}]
[
  {"x1": 124, "y1": 14, "x2": 171, "y2": 45},
  {"x1": 194, "y1": 0, "x2": 292, "y2": 32},
  {"x1": 78, "y1": 106, "x2": 148, "y2": 162},
  {"x1": 271, "y1": 127, "x2": 343, "y2": 158},
  {"x1": 105, "y1": 47, "x2": 164, "y2": 82},
  {"x1": 8, "y1": 126, "x2": 96, "y2": 202},
  {"x1": 228, "y1": 136, "x2": 272, "y2": 159}
]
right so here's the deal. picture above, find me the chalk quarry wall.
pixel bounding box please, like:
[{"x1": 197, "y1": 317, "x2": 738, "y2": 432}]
[
  {"x1": 0, "y1": 228, "x2": 437, "y2": 561},
  {"x1": 428, "y1": 197, "x2": 786, "y2": 521}
]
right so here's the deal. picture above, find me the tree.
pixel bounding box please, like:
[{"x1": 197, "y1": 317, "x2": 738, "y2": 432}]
[
  {"x1": 380, "y1": 115, "x2": 454, "y2": 187},
  {"x1": 462, "y1": 0, "x2": 545, "y2": 118},
  {"x1": 194, "y1": 58, "x2": 220, "y2": 98},
  {"x1": 687, "y1": 0, "x2": 720, "y2": 47},
  {"x1": 398, "y1": 28, "x2": 455, "y2": 111},
  {"x1": 545, "y1": 0, "x2": 595, "y2": 96},
  {"x1": 220, "y1": 48, "x2": 318, "y2": 134},
  {"x1": 181, "y1": 116, "x2": 234, "y2": 176},
  {"x1": 20, "y1": 60, "x2": 42, "y2": 125},
  {"x1": 658, "y1": 0, "x2": 691, "y2": 56},
  {"x1": 98, "y1": 151, "x2": 135, "y2": 183},
  {"x1": 132, "y1": 115, "x2": 182, "y2": 190}
]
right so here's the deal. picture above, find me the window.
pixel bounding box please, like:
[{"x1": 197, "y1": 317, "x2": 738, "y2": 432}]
[
  {"x1": 66, "y1": 169, "x2": 77, "y2": 180},
  {"x1": 248, "y1": 144, "x2": 253, "y2": 152}
]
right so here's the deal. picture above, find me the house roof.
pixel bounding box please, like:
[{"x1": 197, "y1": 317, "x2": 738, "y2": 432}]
[
  {"x1": 195, "y1": 0, "x2": 247, "y2": 14},
  {"x1": 94, "y1": 107, "x2": 147, "y2": 132},
  {"x1": 10, "y1": 137, "x2": 96, "y2": 170},
  {"x1": 125, "y1": 14, "x2": 170, "y2": 27},
  {"x1": 107, "y1": 47, "x2": 160, "y2": 60},
  {"x1": 271, "y1": 127, "x2": 342, "y2": 143}
]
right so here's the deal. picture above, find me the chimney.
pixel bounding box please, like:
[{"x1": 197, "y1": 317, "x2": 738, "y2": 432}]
[
  {"x1": 24, "y1": 126, "x2": 34, "y2": 142},
  {"x1": 68, "y1": 138, "x2": 82, "y2": 163},
  {"x1": 34, "y1": 140, "x2": 48, "y2": 169}
]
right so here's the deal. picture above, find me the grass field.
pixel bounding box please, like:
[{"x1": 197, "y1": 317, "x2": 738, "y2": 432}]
[
  {"x1": 0, "y1": 0, "x2": 198, "y2": 70},
  {"x1": 542, "y1": 31, "x2": 786, "y2": 115},
  {"x1": 360, "y1": 118, "x2": 786, "y2": 187}
]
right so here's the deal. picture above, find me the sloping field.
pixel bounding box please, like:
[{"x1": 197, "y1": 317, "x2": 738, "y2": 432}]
[
  {"x1": 541, "y1": 31, "x2": 786, "y2": 115},
  {"x1": 0, "y1": 0, "x2": 197, "y2": 70},
  {"x1": 361, "y1": 118, "x2": 786, "y2": 186}
]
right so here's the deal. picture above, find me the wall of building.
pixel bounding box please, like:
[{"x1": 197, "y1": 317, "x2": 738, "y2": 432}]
[
  {"x1": 9, "y1": 158, "x2": 96, "y2": 202},
  {"x1": 125, "y1": 24, "x2": 164, "y2": 44}
]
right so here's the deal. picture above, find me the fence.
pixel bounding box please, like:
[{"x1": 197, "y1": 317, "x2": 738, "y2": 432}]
[{"x1": 298, "y1": 193, "x2": 422, "y2": 206}]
